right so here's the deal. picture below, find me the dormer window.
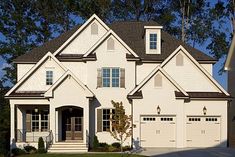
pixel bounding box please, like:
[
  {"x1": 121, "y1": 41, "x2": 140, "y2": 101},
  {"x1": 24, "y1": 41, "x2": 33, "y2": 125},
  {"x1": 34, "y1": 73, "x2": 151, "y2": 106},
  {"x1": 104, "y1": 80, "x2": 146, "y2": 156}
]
[
  {"x1": 150, "y1": 34, "x2": 157, "y2": 50},
  {"x1": 144, "y1": 26, "x2": 163, "y2": 54}
]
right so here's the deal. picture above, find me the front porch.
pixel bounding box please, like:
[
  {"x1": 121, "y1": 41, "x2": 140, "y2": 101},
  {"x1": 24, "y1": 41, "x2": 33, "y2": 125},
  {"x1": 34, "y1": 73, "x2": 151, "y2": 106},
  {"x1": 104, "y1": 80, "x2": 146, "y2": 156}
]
[{"x1": 11, "y1": 104, "x2": 89, "y2": 152}]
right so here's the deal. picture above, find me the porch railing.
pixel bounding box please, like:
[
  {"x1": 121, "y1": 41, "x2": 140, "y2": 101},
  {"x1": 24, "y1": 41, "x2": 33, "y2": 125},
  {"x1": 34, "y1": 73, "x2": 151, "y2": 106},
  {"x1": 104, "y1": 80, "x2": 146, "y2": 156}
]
[
  {"x1": 16, "y1": 129, "x2": 50, "y2": 143},
  {"x1": 45, "y1": 130, "x2": 53, "y2": 149}
]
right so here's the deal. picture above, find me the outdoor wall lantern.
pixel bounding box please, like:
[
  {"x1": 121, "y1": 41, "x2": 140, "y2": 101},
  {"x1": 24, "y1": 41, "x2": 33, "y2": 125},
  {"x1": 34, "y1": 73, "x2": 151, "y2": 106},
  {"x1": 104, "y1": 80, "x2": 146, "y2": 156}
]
[
  {"x1": 203, "y1": 106, "x2": 207, "y2": 115},
  {"x1": 34, "y1": 108, "x2": 38, "y2": 113},
  {"x1": 157, "y1": 105, "x2": 161, "y2": 114}
]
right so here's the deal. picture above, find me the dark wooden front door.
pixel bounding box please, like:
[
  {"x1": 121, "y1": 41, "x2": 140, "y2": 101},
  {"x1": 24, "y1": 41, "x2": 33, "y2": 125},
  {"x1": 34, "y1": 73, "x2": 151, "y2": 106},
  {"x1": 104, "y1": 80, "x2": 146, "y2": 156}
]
[{"x1": 62, "y1": 108, "x2": 83, "y2": 141}]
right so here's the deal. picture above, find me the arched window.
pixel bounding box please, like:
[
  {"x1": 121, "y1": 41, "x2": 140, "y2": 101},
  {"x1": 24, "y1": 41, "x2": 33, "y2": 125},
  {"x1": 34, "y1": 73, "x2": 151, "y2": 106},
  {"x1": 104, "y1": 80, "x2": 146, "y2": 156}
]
[
  {"x1": 107, "y1": 37, "x2": 115, "y2": 50},
  {"x1": 154, "y1": 74, "x2": 162, "y2": 87},
  {"x1": 176, "y1": 53, "x2": 184, "y2": 66},
  {"x1": 91, "y1": 22, "x2": 98, "y2": 35}
]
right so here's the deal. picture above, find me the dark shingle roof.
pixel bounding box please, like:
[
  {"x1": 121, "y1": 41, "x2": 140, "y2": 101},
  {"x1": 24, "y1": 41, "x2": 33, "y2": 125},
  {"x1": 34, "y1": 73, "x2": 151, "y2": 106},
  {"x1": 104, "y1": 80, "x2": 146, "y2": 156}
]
[
  {"x1": 175, "y1": 91, "x2": 231, "y2": 99},
  {"x1": 14, "y1": 21, "x2": 216, "y2": 63}
]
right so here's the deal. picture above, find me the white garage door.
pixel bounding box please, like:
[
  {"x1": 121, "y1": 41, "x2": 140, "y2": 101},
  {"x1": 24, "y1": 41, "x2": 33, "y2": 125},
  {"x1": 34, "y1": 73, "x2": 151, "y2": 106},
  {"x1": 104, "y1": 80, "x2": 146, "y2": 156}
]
[
  {"x1": 186, "y1": 116, "x2": 221, "y2": 147},
  {"x1": 140, "y1": 115, "x2": 176, "y2": 147}
]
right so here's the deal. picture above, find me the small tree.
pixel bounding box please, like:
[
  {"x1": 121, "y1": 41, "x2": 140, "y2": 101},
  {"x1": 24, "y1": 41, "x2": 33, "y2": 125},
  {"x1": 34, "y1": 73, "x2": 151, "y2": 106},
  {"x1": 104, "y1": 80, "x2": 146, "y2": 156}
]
[{"x1": 109, "y1": 100, "x2": 132, "y2": 152}]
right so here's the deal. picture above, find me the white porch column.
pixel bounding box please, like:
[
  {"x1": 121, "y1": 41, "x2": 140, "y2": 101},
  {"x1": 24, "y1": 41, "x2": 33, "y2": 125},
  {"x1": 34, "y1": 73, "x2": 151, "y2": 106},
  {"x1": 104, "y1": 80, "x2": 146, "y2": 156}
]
[
  {"x1": 50, "y1": 105, "x2": 56, "y2": 143},
  {"x1": 83, "y1": 99, "x2": 90, "y2": 144},
  {"x1": 10, "y1": 104, "x2": 15, "y2": 148},
  {"x1": 55, "y1": 110, "x2": 58, "y2": 142}
]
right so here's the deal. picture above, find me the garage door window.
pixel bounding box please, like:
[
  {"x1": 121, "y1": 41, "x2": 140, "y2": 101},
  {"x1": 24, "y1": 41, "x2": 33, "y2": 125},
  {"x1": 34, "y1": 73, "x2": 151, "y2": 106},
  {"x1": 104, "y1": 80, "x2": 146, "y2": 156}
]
[
  {"x1": 143, "y1": 117, "x2": 156, "y2": 121},
  {"x1": 206, "y1": 118, "x2": 217, "y2": 121},
  {"x1": 161, "y1": 117, "x2": 173, "y2": 121},
  {"x1": 189, "y1": 118, "x2": 201, "y2": 121}
]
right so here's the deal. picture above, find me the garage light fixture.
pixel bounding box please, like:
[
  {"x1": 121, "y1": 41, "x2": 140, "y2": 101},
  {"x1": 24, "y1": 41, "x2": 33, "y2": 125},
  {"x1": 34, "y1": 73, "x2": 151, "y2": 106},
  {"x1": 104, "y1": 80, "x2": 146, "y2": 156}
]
[
  {"x1": 157, "y1": 105, "x2": 161, "y2": 114},
  {"x1": 203, "y1": 106, "x2": 207, "y2": 115}
]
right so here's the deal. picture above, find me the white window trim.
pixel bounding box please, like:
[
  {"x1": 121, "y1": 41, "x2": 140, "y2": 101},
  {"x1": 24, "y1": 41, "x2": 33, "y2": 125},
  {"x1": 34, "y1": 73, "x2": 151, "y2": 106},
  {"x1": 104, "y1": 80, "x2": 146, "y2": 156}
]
[
  {"x1": 101, "y1": 67, "x2": 120, "y2": 88},
  {"x1": 31, "y1": 111, "x2": 49, "y2": 133}
]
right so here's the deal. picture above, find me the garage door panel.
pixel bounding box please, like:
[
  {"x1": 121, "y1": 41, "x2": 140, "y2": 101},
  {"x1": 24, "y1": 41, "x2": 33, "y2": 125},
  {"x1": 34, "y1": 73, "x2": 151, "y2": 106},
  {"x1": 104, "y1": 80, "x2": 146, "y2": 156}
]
[
  {"x1": 186, "y1": 116, "x2": 221, "y2": 147},
  {"x1": 141, "y1": 116, "x2": 176, "y2": 147}
]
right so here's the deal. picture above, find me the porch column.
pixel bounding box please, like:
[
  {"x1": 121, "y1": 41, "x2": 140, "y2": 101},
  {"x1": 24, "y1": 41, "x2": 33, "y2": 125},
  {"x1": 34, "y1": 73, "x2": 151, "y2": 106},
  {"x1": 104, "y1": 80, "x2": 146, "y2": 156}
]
[
  {"x1": 55, "y1": 110, "x2": 58, "y2": 142},
  {"x1": 83, "y1": 99, "x2": 90, "y2": 144},
  {"x1": 10, "y1": 104, "x2": 15, "y2": 148},
  {"x1": 50, "y1": 105, "x2": 56, "y2": 143}
]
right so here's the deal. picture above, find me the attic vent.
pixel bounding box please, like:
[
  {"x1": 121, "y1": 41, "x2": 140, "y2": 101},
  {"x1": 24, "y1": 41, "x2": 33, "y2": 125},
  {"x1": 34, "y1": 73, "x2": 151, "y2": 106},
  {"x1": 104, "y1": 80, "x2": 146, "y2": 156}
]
[
  {"x1": 176, "y1": 53, "x2": 184, "y2": 66},
  {"x1": 91, "y1": 22, "x2": 98, "y2": 35},
  {"x1": 107, "y1": 37, "x2": 115, "y2": 50},
  {"x1": 154, "y1": 74, "x2": 162, "y2": 87}
]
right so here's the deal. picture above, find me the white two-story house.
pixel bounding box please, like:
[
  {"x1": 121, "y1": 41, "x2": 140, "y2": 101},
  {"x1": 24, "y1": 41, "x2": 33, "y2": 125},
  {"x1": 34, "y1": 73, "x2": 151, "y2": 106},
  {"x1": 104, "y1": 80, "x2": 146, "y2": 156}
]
[{"x1": 6, "y1": 14, "x2": 230, "y2": 152}]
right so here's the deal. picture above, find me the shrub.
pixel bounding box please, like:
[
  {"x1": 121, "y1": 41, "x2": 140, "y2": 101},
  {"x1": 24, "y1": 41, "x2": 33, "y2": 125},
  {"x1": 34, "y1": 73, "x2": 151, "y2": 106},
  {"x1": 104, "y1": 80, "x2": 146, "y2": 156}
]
[
  {"x1": 99, "y1": 142, "x2": 109, "y2": 148},
  {"x1": 24, "y1": 145, "x2": 36, "y2": 154},
  {"x1": 11, "y1": 148, "x2": 26, "y2": 156},
  {"x1": 38, "y1": 137, "x2": 46, "y2": 153},
  {"x1": 123, "y1": 146, "x2": 131, "y2": 151},
  {"x1": 93, "y1": 135, "x2": 99, "y2": 149},
  {"x1": 111, "y1": 142, "x2": 121, "y2": 148}
]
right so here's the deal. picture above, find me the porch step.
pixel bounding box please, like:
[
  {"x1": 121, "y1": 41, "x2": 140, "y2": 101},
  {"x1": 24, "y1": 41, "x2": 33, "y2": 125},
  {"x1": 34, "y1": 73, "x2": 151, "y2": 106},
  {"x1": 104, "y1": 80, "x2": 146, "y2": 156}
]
[{"x1": 48, "y1": 142, "x2": 88, "y2": 153}]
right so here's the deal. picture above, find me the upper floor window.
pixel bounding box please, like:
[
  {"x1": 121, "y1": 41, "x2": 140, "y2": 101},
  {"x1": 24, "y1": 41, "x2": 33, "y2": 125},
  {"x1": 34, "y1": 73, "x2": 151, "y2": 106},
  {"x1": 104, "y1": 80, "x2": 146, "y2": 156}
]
[
  {"x1": 150, "y1": 34, "x2": 157, "y2": 50},
  {"x1": 97, "y1": 68, "x2": 125, "y2": 88},
  {"x1": 46, "y1": 71, "x2": 53, "y2": 85},
  {"x1": 107, "y1": 37, "x2": 115, "y2": 50},
  {"x1": 91, "y1": 22, "x2": 98, "y2": 35},
  {"x1": 176, "y1": 53, "x2": 184, "y2": 66},
  {"x1": 102, "y1": 68, "x2": 120, "y2": 87}
]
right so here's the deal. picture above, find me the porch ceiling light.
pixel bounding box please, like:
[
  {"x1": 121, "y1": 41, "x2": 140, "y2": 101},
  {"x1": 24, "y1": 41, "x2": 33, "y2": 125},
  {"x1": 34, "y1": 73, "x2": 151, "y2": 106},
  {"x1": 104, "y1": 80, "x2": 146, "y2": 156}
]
[
  {"x1": 34, "y1": 108, "x2": 38, "y2": 113},
  {"x1": 69, "y1": 107, "x2": 73, "y2": 112},
  {"x1": 203, "y1": 106, "x2": 207, "y2": 115},
  {"x1": 157, "y1": 105, "x2": 161, "y2": 114}
]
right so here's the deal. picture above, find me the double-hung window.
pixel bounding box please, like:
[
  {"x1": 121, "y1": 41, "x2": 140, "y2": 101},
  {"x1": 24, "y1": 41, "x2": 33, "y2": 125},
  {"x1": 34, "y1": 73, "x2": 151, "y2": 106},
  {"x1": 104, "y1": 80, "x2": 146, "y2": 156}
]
[
  {"x1": 31, "y1": 110, "x2": 49, "y2": 132},
  {"x1": 46, "y1": 71, "x2": 53, "y2": 85},
  {"x1": 150, "y1": 34, "x2": 157, "y2": 49},
  {"x1": 102, "y1": 109, "x2": 115, "y2": 131},
  {"x1": 102, "y1": 68, "x2": 120, "y2": 87}
]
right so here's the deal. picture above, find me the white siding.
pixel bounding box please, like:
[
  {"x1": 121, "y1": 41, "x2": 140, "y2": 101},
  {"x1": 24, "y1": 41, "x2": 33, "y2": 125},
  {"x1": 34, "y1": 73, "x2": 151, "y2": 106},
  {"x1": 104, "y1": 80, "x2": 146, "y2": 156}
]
[
  {"x1": 17, "y1": 58, "x2": 65, "y2": 92},
  {"x1": 86, "y1": 34, "x2": 135, "y2": 145},
  {"x1": 136, "y1": 63, "x2": 160, "y2": 84},
  {"x1": 17, "y1": 64, "x2": 35, "y2": 81},
  {"x1": 61, "y1": 20, "x2": 108, "y2": 55},
  {"x1": 163, "y1": 50, "x2": 219, "y2": 92},
  {"x1": 201, "y1": 64, "x2": 213, "y2": 75}
]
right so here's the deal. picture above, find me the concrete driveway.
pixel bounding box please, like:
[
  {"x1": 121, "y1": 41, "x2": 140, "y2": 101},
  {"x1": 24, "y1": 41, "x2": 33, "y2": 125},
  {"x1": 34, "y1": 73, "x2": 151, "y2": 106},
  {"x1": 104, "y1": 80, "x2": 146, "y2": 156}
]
[{"x1": 139, "y1": 147, "x2": 235, "y2": 157}]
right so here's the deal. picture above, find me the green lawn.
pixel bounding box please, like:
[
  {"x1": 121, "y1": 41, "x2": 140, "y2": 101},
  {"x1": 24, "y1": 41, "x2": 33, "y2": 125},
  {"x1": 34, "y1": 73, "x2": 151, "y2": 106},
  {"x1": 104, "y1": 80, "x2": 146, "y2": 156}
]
[{"x1": 19, "y1": 153, "x2": 145, "y2": 157}]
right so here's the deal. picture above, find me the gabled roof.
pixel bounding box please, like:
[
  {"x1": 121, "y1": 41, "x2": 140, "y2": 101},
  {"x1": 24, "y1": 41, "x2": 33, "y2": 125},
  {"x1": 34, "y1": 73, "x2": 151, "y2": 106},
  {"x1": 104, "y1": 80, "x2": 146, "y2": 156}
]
[
  {"x1": 161, "y1": 45, "x2": 229, "y2": 96},
  {"x1": 128, "y1": 66, "x2": 188, "y2": 98},
  {"x1": 14, "y1": 20, "x2": 216, "y2": 63},
  {"x1": 83, "y1": 30, "x2": 139, "y2": 58},
  {"x1": 44, "y1": 70, "x2": 94, "y2": 98},
  {"x1": 5, "y1": 52, "x2": 67, "y2": 97},
  {"x1": 225, "y1": 34, "x2": 235, "y2": 70}
]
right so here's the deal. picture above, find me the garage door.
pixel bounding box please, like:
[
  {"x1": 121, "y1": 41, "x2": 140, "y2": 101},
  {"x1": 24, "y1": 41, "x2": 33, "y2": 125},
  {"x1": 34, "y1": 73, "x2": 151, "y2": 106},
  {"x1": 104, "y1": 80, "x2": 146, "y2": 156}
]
[
  {"x1": 140, "y1": 115, "x2": 176, "y2": 147},
  {"x1": 186, "y1": 116, "x2": 220, "y2": 147}
]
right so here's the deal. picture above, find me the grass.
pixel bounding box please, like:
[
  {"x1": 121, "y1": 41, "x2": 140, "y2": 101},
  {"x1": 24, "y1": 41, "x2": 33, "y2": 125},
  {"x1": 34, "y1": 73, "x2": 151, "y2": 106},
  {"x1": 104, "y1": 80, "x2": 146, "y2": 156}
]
[{"x1": 18, "y1": 153, "x2": 145, "y2": 157}]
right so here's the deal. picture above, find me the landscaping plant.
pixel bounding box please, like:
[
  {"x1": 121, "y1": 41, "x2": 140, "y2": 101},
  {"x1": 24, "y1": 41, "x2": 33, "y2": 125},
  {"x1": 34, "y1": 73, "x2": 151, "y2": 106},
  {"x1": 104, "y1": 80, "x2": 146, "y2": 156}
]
[{"x1": 109, "y1": 100, "x2": 132, "y2": 152}]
